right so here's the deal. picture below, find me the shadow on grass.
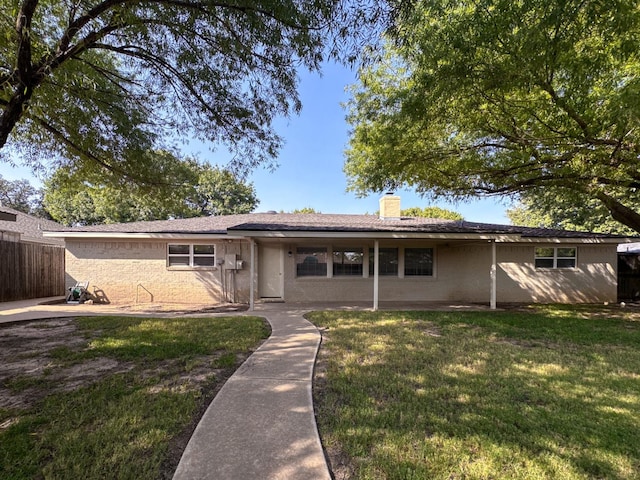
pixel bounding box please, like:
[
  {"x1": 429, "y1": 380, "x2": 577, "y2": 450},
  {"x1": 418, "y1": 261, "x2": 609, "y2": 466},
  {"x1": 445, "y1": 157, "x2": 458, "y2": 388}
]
[
  {"x1": 311, "y1": 310, "x2": 640, "y2": 479},
  {"x1": 0, "y1": 315, "x2": 271, "y2": 480}
]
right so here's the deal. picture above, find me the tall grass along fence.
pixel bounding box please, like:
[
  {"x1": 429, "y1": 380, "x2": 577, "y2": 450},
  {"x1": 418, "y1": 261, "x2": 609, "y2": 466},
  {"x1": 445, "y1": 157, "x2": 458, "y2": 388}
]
[{"x1": 0, "y1": 240, "x2": 65, "y2": 302}]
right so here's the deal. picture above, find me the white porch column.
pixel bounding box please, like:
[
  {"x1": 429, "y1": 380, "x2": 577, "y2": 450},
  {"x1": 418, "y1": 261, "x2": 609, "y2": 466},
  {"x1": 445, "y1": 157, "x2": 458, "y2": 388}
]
[
  {"x1": 373, "y1": 240, "x2": 379, "y2": 311},
  {"x1": 490, "y1": 240, "x2": 497, "y2": 310},
  {"x1": 249, "y1": 239, "x2": 255, "y2": 311}
]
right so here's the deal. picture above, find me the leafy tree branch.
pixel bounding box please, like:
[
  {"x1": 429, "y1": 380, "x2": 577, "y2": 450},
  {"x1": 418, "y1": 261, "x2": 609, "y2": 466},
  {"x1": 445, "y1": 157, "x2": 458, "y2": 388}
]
[{"x1": 345, "y1": 0, "x2": 640, "y2": 233}]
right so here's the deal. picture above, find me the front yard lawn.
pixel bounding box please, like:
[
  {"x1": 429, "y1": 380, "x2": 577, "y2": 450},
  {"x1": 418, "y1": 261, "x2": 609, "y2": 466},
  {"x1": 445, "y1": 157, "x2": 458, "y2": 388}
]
[
  {"x1": 310, "y1": 307, "x2": 640, "y2": 479},
  {"x1": 0, "y1": 315, "x2": 269, "y2": 479}
]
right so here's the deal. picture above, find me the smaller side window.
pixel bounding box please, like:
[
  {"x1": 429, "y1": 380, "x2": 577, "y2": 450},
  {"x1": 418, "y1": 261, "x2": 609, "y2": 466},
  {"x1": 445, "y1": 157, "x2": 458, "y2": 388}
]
[
  {"x1": 168, "y1": 244, "x2": 215, "y2": 267},
  {"x1": 168, "y1": 244, "x2": 191, "y2": 266},
  {"x1": 193, "y1": 244, "x2": 215, "y2": 266},
  {"x1": 535, "y1": 247, "x2": 576, "y2": 269}
]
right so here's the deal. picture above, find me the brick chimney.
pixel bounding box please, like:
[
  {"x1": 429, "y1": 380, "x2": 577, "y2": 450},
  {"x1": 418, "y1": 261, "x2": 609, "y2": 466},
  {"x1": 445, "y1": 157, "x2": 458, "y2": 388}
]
[{"x1": 379, "y1": 193, "x2": 401, "y2": 220}]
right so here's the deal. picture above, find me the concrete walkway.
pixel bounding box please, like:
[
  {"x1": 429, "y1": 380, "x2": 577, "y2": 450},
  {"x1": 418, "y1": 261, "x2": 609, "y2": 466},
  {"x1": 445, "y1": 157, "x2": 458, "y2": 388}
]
[
  {"x1": 173, "y1": 305, "x2": 331, "y2": 480},
  {"x1": 0, "y1": 299, "x2": 332, "y2": 479}
]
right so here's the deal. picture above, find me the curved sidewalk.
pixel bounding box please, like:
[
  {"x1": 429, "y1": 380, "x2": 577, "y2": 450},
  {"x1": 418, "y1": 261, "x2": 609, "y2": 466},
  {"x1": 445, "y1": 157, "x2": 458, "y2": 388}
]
[
  {"x1": 173, "y1": 306, "x2": 331, "y2": 480},
  {"x1": 1, "y1": 299, "x2": 332, "y2": 479}
]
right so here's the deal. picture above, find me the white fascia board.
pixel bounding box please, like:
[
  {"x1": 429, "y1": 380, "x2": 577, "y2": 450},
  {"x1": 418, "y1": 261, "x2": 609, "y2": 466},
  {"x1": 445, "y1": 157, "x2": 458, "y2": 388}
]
[
  {"x1": 513, "y1": 237, "x2": 632, "y2": 245},
  {"x1": 43, "y1": 231, "x2": 242, "y2": 240},
  {"x1": 228, "y1": 230, "x2": 632, "y2": 243},
  {"x1": 44, "y1": 229, "x2": 632, "y2": 244}
]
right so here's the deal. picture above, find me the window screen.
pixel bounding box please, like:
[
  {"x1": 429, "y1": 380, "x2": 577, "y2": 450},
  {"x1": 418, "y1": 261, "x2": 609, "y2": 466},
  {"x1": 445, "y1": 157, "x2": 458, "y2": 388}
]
[
  {"x1": 168, "y1": 244, "x2": 215, "y2": 267},
  {"x1": 296, "y1": 247, "x2": 328, "y2": 276},
  {"x1": 535, "y1": 247, "x2": 576, "y2": 269},
  {"x1": 333, "y1": 247, "x2": 364, "y2": 276},
  {"x1": 369, "y1": 248, "x2": 399, "y2": 276},
  {"x1": 404, "y1": 248, "x2": 434, "y2": 276}
]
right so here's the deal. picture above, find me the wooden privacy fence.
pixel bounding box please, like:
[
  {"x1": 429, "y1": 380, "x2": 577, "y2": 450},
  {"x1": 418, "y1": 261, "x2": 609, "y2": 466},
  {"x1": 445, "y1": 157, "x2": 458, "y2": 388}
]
[{"x1": 0, "y1": 240, "x2": 65, "y2": 302}]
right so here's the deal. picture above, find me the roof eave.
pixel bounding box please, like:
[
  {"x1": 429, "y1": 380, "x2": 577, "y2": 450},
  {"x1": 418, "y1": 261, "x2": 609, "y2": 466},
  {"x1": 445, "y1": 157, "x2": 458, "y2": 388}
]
[
  {"x1": 227, "y1": 229, "x2": 635, "y2": 243},
  {"x1": 43, "y1": 229, "x2": 635, "y2": 244},
  {"x1": 43, "y1": 231, "x2": 242, "y2": 240}
]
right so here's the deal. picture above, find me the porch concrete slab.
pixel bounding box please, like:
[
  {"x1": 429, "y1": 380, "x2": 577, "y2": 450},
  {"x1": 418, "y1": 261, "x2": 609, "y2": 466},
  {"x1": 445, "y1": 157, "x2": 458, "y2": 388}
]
[{"x1": 0, "y1": 297, "x2": 121, "y2": 324}]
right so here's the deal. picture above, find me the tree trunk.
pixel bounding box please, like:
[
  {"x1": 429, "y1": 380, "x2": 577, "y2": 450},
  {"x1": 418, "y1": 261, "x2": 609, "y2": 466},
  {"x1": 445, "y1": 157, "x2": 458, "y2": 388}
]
[
  {"x1": 596, "y1": 191, "x2": 640, "y2": 235},
  {"x1": 0, "y1": 90, "x2": 32, "y2": 149},
  {"x1": 1, "y1": 0, "x2": 39, "y2": 149}
]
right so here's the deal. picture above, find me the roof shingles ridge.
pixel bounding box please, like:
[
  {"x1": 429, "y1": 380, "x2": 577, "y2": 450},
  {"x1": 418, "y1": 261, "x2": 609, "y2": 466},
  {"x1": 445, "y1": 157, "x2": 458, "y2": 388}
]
[{"x1": 42, "y1": 211, "x2": 629, "y2": 238}]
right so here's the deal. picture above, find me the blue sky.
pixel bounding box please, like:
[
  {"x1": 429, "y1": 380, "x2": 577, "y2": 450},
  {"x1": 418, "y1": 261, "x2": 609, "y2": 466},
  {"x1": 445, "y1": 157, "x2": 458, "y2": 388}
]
[{"x1": 2, "y1": 61, "x2": 511, "y2": 224}]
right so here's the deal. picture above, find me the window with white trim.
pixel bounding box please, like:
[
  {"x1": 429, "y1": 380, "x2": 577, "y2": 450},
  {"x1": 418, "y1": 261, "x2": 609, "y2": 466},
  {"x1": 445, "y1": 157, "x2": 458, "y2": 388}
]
[
  {"x1": 534, "y1": 247, "x2": 576, "y2": 269},
  {"x1": 168, "y1": 244, "x2": 215, "y2": 267}
]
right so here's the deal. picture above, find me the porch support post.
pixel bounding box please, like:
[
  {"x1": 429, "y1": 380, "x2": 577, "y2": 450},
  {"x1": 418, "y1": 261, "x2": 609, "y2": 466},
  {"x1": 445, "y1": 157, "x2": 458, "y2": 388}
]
[
  {"x1": 490, "y1": 239, "x2": 497, "y2": 310},
  {"x1": 249, "y1": 239, "x2": 255, "y2": 311},
  {"x1": 373, "y1": 240, "x2": 379, "y2": 311}
]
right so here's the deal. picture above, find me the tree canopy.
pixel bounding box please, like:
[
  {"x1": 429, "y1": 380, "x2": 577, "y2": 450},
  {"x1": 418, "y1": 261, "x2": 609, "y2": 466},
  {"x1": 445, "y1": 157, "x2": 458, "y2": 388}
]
[
  {"x1": 0, "y1": 173, "x2": 46, "y2": 216},
  {"x1": 507, "y1": 191, "x2": 637, "y2": 236},
  {"x1": 401, "y1": 206, "x2": 462, "y2": 221},
  {"x1": 344, "y1": 0, "x2": 640, "y2": 233},
  {"x1": 42, "y1": 151, "x2": 258, "y2": 225},
  {"x1": 1, "y1": 0, "x2": 387, "y2": 182},
  {"x1": 290, "y1": 207, "x2": 320, "y2": 214}
]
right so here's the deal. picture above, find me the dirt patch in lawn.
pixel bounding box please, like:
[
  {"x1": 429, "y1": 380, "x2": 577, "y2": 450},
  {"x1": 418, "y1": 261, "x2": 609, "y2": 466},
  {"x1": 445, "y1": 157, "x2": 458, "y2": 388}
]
[
  {"x1": 0, "y1": 317, "x2": 252, "y2": 478},
  {"x1": 0, "y1": 319, "x2": 112, "y2": 410}
]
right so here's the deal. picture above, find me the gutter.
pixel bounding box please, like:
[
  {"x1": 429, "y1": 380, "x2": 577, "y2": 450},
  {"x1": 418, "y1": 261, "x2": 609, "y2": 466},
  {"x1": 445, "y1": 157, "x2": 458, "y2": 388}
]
[{"x1": 43, "y1": 231, "x2": 246, "y2": 240}]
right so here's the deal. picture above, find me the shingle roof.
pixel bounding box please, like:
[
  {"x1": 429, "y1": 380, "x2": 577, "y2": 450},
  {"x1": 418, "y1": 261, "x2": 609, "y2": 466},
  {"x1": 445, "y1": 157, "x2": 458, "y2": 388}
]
[
  {"x1": 0, "y1": 206, "x2": 65, "y2": 244},
  {"x1": 43, "y1": 212, "x2": 628, "y2": 239}
]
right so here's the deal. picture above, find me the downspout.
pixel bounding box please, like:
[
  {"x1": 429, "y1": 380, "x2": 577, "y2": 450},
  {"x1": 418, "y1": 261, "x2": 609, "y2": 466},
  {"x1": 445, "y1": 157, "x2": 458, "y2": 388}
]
[
  {"x1": 249, "y1": 239, "x2": 255, "y2": 311},
  {"x1": 490, "y1": 240, "x2": 497, "y2": 310},
  {"x1": 373, "y1": 240, "x2": 379, "y2": 311}
]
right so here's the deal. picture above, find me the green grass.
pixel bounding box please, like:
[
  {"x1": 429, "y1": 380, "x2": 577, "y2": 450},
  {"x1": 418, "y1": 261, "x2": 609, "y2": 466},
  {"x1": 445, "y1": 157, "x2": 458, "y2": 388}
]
[
  {"x1": 309, "y1": 308, "x2": 640, "y2": 479},
  {"x1": 0, "y1": 315, "x2": 269, "y2": 480}
]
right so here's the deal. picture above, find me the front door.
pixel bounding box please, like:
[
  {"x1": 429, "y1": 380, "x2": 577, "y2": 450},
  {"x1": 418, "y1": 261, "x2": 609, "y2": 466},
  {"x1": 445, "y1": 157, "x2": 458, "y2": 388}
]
[{"x1": 258, "y1": 244, "x2": 283, "y2": 298}]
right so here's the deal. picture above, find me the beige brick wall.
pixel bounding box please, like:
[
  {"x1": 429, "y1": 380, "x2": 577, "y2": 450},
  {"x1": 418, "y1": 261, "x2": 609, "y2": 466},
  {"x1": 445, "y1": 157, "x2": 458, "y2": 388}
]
[
  {"x1": 65, "y1": 239, "x2": 252, "y2": 304},
  {"x1": 65, "y1": 238, "x2": 618, "y2": 306},
  {"x1": 279, "y1": 241, "x2": 618, "y2": 304},
  {"x1": 283, "y1": 243, "x2": 494, "y2": 303},
  {"x1": 498, "y1": 244, "x2": 617, "y2": 303}
]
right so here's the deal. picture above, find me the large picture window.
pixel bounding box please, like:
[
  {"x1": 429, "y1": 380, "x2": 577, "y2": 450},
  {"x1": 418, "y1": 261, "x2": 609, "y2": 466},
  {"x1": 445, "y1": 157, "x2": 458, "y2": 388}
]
[
  {"x1": 168, "y1": 244, "x2": 215, "y2": 267},
  {"x1": 296, "y1": 247, "x2": 328, "y2": 276},
  {"x1": 369, "y1": 247, "x2": 399, "y2": 276},
  {"x1": 404, "y1": 248, "x2": 434, "y2": 276},
  {"x1": 333, "y1": 247, "x2": 364, "y2": 276},
  {"x1": 535, "y1": 247, "x2": 576, "y2": 269}
]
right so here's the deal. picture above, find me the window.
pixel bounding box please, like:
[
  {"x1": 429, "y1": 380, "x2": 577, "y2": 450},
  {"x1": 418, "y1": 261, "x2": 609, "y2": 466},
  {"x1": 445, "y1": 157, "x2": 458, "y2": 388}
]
[
  {"x1": 535, "y1": 247, "x2": 576, "y2": 269},
  {"x1": 404, "y1": 248, "x2": 434, "y2": 276},
  {"x1": 333, "y1": 247, "x2": 364, "y2": 276},
  {"x1": 168, "y1": 244, "x2": 215, "y2": 267},
  {"x1": 296, "y1": 247, "x2": 328, "y2": 276},
  {"x1": 369, "y1": 248, "x2": 399, "y2": 276}
]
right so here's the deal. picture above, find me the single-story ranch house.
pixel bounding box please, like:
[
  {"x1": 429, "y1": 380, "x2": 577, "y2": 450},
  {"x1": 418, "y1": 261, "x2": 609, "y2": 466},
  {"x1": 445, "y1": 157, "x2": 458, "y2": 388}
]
[{"x1": 44, "y1": 195, "x2": 632, "y2": 310}]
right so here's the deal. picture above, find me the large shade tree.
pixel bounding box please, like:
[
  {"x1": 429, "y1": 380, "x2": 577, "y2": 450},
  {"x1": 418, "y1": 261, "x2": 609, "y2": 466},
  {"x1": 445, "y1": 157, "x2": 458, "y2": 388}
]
[
  {"x1": 507, "y1": 191, "x2": 638, "y2": 235},
  {"x1": 344, "y1": 0, "x2": 640, "y2": 233},
  {"x1": 42, "y1": 151, "x2": 259, "y2": 225},
  {"x1": 1, "y1": 0, "x2": 386, "y2": 182},
  {"x1": 0, "y1": 173, "x2": 45, "y2": 215}
]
